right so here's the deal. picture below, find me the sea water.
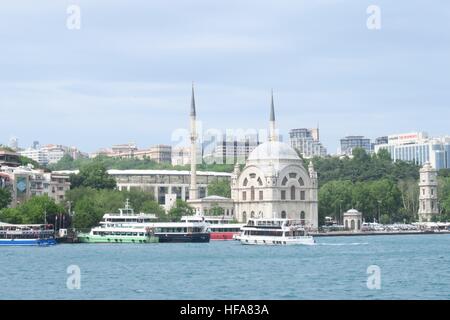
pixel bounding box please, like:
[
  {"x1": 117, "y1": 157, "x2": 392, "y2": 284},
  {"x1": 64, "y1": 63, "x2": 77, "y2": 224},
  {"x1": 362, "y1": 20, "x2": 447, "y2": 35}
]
[{"x1": 0, "y1": 234, "x2": 449, "y2": 300}]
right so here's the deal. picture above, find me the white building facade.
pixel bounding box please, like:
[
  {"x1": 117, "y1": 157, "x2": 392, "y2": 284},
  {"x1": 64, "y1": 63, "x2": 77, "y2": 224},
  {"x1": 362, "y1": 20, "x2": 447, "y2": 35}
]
[{"x1": 374, "y1": 132, "x2": 450, "y2": 170}]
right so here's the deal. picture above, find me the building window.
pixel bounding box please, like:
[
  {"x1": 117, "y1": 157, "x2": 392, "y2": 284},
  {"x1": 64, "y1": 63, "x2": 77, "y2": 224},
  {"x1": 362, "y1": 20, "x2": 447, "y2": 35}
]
[
  {"x1": 242, "y1": 191, "x2": 247, "y2": 201},
  {"x1": 291, "y1": 186, "x2": 296, "y2": 200},
  {"x1": 243, "y1": 178, "x2": 248, "y2": 187},
  {"x1": 289, "y1": 173, "x2": 297, "y2": 178},
  {"x1": 281, "y1": 211, "x2": 286, "y2": 219},
  {"x1": 259, "y1": 190, "x2": 263, "y2": 200},
  {"x1": 282, "y1": 177, "x2": 288, "y2": 186},
  {"x1": 300, "y1": 191, "x2": 305, "y2": 200},
  {"x1": 251, "y1": 187, "x2": 255, "y2": 201},
  {"x1": 300, "y1": 211, "x2": 306, "y2": 225},
  {"x1": 249, "y1": 173, "x2": 256, "y2": 179},
  {"x1": 281, "y1": 190, "x2": 286, "y2": 200},
  {"x1": 257, "y1": 177, "x2": 263, "y2": 186},
  {"x1": 431, "y1": 189, "x2": 434, "y2": 195},
  {"x1": 298, "y1": 177, "x2": 305, "y2": 186}
]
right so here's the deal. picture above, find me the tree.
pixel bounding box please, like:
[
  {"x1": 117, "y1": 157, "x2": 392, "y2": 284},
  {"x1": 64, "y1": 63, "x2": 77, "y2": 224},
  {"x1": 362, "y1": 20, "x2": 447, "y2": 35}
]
[
  {"x1": 141, "y1": 200, "x2": 167, "y2": 221},
  {"x1": 71, "y1": 160, "x2": 116, "y2": 189},
  {"x1": 0, "y1": 188, "x2": 12, "y2": 210},
  {"x1": 167, "y1": 200, "x2": 194, "y2": 222},
  {"x1": 0, "y1": 196, "x2": 64, "y2": 225},
  {"x1": 207, "y1": 180, "x2": 231, "y2": 198}
]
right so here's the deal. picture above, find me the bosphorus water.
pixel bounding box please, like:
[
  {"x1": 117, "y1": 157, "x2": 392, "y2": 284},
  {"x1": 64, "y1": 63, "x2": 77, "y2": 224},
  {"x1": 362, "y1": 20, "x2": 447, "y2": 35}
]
[{"x1": 1, "y1": 234, "x2": 449, "y2": 300}]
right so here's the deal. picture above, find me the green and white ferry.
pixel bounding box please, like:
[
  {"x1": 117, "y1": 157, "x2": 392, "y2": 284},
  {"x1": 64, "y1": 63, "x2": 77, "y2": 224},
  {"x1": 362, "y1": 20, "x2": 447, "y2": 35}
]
[{"x1": 77, "y1": 199, "x2": 159, "y2": 244}]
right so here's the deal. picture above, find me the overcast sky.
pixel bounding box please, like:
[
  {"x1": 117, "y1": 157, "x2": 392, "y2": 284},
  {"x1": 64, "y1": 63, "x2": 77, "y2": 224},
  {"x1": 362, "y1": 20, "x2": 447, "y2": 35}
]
[{"x1": 1, "y1": 0, "x2": 449, "y2": 154}]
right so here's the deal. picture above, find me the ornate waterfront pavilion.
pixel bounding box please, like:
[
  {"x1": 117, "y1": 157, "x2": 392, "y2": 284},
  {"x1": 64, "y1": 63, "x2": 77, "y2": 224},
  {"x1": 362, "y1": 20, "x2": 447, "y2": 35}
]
[{"x1": 187, "y1": 87, "x2": 319, "y2": 229}]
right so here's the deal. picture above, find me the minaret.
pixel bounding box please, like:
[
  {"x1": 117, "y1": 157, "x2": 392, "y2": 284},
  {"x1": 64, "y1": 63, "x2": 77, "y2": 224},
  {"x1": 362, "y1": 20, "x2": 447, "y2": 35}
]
[
  {"x1": 269, "y1": 90, "x2": 277, "y2": 142},
  {"x1": 189, "y1": 83, "x2": 199, "y2": 200},
  {"x1": 418, "y1": 162, "x2": 439, "y2": 222}
]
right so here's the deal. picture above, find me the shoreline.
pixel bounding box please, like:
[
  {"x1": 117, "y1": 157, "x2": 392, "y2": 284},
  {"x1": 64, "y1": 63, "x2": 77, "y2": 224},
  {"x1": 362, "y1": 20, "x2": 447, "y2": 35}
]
[{"x1": 312, "y1": 230, "x2": 450, "y2": 237}]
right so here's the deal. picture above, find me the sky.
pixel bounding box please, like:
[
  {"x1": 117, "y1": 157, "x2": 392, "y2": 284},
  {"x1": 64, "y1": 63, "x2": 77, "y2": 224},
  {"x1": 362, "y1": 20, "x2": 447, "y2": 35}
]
[{"x1": 1, "y1": 0, "x2": 449, "y2": 154}]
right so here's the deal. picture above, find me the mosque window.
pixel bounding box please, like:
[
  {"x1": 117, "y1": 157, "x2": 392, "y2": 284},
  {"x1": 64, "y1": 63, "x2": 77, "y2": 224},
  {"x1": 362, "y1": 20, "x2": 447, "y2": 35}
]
[
  {"x1": 289, "y1": 173, "x2": 297, "y2": 178},
  {"x1": 281, "y1": 211, "x2": 287, "y2": 219},
  {"x1": 251, "y1": 187, "x2": 255, "y2": 200},
  {"x1": 249, "y1": 173, "x2": 256, "y2": 179},
  {"x1": 243, "y1": 178, "x2": 248, "y2": 187},
  {"x1": 242, "y1": 191, "x2": 247, "y2": 201},
  {"x1": 281, "y1": 177, "x2": 288, "y2": 186},
  {"x1": 251, "y1": 211, "x2": 255, "y2": 218},
  {"x1": 257, "y1": 177, "x2": 263, "y2": 186},
  {"x1": 259, "y1": 190, "x2": 263, "y2": 200},
  {"x1": 300, "y1": 211, "x2": 306, "y2": 225},
  {"x1": 281, "y1": 190, "x2": 286, "y2": 200},
  {"x1": 300, "y1": 191, "x2": 305, "y2": 200},
  {"x1": 291, "y1": 186, "x2": 296, "y2": 200},
  {"x1": 298, "y1": 177, "x2": 305, "y2": 186}
]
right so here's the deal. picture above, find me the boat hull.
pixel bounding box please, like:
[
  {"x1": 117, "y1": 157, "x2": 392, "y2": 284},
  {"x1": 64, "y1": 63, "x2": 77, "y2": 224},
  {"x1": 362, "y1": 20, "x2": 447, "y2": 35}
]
[
  {"x1": 0, "y1": 238, "x2": 57, "y2": 246},
  {"x1": 210, "y1": 232, "x2": 240, "y2": 241},
  {"x1": 156, "y1": 232, "x2": 210, "y2": 243},
  {"x1": 77, "y1": 234, "x2": 159, "y2": 244},
  {"x1": 240, "y1": 236, "x2": 315, "y2": 246}
]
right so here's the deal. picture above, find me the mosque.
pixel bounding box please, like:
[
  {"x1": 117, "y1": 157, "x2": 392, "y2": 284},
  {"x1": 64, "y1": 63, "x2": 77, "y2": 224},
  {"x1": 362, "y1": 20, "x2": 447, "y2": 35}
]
[{"x1": 187, "y1": 86, "x2": 319, "y2": 229}]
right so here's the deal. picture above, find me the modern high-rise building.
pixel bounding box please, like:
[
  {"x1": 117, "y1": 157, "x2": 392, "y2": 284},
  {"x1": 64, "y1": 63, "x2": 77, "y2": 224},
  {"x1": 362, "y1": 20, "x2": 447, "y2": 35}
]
[
  {"x1": 8, "y1": 137, "x2": 18, "y2": 150},
  {"x1": 289, "y1": 128, "x2": 327, "y2": 158},
  {"x1": 374, "y1": 132, "x2": 450, "y2": 170},
  {"x1": 340, "y1": 136, "x2": 372, "y2": 156},
  {"x1": 203, "y1": 134, "x2": 260, "y2": 165}
]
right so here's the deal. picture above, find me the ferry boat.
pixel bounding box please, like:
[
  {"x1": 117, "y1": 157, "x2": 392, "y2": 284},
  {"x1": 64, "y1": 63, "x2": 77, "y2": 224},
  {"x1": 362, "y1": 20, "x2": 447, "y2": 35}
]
[
  {"x1": 77, "y1": 200, "x2": 209, "y2": 243},
  {"x1": 151, "y1": 221, "x2": 210, "y2": 243},
  {"x1": 238, "y1": 218, "x2": 315, "y2": 246},
  {"x1": 181, "y1": 215, "x2": 244, "y2": 241},
  {"x1": 77, "y1": 225, "x2": 159, "y2": 244},
  {"x1": 0, "y1": 223, "x2": 57, "y2": 246},
  {"x1": 77, "y1": 199, "x2": 159, "y2": 244}
]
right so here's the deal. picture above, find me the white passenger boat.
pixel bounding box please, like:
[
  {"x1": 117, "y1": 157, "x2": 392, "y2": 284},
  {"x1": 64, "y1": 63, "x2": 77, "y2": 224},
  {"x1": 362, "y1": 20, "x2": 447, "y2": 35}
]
[{"x1": 239, "y1": 218, "x2": 315, "y2": 246}]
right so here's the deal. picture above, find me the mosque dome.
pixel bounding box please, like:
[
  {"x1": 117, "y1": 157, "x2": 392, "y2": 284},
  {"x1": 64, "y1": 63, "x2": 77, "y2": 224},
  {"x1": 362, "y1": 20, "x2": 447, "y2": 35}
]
[{"x1": 247, "y1": 140, "x2": 300, "y2": 162}]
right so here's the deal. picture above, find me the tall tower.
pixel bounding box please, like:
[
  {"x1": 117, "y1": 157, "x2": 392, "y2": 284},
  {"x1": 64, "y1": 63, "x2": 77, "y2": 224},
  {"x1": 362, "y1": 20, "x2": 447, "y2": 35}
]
[
  {"x1": 189, "y1": 83, "x2": 199, "y2": 200},
  {"x1": 269, "y1": 90, "x2": 277, "y2": 142},
  {"x1": 418, "y1": 162, "x2": 439, "y2": 222}
]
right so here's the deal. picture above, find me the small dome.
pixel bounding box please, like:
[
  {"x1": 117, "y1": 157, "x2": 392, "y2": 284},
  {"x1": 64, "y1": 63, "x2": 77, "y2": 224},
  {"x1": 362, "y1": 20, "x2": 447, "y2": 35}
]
[
  {"x1": 344, "y1": 209, "x2": 362, "y2": 215},
  {"x1": 248, "y1": 141, "x2": 300, "y2": 162}
]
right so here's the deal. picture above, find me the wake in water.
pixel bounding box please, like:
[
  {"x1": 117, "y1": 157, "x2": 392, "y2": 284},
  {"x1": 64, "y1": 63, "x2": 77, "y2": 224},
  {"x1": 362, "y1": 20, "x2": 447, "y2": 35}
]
[{"x1": 315, "y1": 242, "x2": 369, "y2": 246}]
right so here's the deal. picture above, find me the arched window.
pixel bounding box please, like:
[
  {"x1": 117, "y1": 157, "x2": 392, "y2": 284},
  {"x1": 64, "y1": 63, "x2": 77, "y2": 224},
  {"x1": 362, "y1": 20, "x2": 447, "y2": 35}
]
[
  {"x1": 300, "y1": 211, "x2": 306, "y2": 225},
  {"x1": 351, "y1": 220, "x2": 355, "y2": 230},
  {"x1": 291, "y1": 186, "x2": 296, "y2": 200},
  {"x1": 242, "y1": 191, "x2": 247, "y2": 201},
  {"x1": 251, "y1": 211, "x2": 255, "y2": 218},
  {"x1": 281, "y1": 211, "x2": 287, "y2": 219},
  {"x1": 298, "y1": 177, "x2": 305, "y2": 186},
  {"x1": 357, "y1": 220, "x2": 361, "y2": 230},
  {"x1": 257, "y1": 177, "x2": 263, "y2": 186},
  {"x1": 243, "y1": 178, "x2": 248, "y2": 187},
  {"x1": 242, "y1": 212, "x2": 247, "y2": 222},
  {"x1": 251, "y1": 186, "x2": 255, "y2": 201},
  {"x1": 345, "y1": 220, "x2": 349, "y2": 229},
  {"x1": 282, "y1": 177, "x2": 288, "y2": 186},
  {"x1": 289, "y1": 173, "x2": 297, "y2": 178}
]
